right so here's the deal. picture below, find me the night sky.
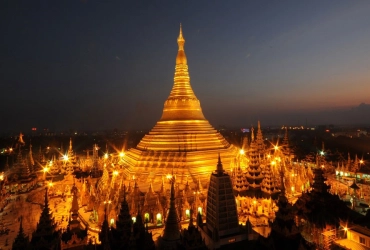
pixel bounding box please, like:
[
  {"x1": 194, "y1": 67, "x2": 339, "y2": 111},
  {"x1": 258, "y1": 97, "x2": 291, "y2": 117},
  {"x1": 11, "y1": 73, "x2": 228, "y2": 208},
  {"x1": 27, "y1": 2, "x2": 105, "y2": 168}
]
[{"x1": 1, "y1": 1, "x2": 370, "y2": 133}]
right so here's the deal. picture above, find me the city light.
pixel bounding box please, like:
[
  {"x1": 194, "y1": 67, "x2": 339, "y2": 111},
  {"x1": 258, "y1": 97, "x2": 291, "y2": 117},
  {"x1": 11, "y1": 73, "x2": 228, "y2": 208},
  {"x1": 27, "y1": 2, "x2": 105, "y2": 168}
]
[
  {"x1": 119, "y1": 152, "x2": 125, "y2": 157},
  {"x1": 239, "y1": 149, "x2": 245, "y2": 155},
  {"x1": 113, "y1": 170, "x2": 119, "y2": 176},
  {"x1": 63, "y1": 155, "x2": 68, "y2": 161}
]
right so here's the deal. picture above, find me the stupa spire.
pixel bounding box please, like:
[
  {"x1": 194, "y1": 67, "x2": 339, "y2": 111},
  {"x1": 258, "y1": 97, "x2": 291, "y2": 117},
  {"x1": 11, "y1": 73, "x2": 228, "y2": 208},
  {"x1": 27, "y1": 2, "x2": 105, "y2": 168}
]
[
  {"x1": 122, "y1": 24, "x2": 237, "y2": 184},
  {"x1": 160, "y1": 24, "x2": 205, "y2": 121},
  {"x1": 177, "y1": 23, "x2": 185, "y2": 52}
]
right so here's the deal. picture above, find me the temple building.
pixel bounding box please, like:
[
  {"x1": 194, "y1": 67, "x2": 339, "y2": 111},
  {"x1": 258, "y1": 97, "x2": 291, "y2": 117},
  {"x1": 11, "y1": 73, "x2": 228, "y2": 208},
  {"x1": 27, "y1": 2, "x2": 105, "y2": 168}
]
[
  {"x1": 30, "y1": 188, "x2": 60, "y2": 250},
  {"x1": 156, "y1": 176, "x2": 182, "y2": 249},
  {"x1": 199, "y1": 155, "x2": 247, "y2": 249},
  {"x1": 61, "y1": 183, "x2": 88, "y2": 250},
  {"x1": 121, "y1": 25, "x2": 238, "y2": 188}
]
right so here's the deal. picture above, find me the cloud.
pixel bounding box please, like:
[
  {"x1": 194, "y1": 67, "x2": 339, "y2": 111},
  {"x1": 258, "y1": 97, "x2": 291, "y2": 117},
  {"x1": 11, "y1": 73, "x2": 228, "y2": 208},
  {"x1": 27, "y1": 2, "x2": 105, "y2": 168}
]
[{"x1": 115, "y1": 56, "x2": 121, "y2": 61}]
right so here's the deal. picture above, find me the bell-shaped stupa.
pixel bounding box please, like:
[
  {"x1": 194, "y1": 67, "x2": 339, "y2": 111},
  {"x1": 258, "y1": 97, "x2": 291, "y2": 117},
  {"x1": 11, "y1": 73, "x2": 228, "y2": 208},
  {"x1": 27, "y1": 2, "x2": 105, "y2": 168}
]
[{"x1": 122, "y1": 25, "x2": 237, "y2": 187}]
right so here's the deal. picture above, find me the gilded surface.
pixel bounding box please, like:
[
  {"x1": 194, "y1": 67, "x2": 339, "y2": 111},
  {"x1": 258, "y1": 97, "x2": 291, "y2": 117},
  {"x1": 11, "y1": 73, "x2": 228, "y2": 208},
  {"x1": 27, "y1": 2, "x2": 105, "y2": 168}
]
[{"x1": 122, "y1": 25, "x2": 237, "y2": 186}]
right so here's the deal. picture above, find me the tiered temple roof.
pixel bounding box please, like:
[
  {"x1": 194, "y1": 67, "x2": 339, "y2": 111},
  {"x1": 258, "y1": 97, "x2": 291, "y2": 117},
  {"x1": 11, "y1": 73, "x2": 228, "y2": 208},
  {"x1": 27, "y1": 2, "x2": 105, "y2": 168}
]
[
  {"x1": 30, "y1": 188, "x2": 60, "y2": 249},
  {"x1": 261, "y1": 163, "x2": 280, "y2": 198},
  {"x1": 12, "y1": 217, "x2": 29, "y2": 250},
  {"x1": 245, "y1": 129, "x2": 264, "y2": 196}
]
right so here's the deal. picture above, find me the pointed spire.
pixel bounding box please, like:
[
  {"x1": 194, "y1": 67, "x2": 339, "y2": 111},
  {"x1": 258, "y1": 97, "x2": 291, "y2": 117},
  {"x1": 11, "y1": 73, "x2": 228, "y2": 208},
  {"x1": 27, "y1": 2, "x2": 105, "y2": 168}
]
[
  {"x1": 176, "y1": 23, "x2": 187, "y2": 65},
  {"x1": 44, "y1": 187, "x2": 49, "y2": 207},
  {"x1": 123, "y1": 183, "x2": 127, "y2": 202},
  {"x1": 251, "y1": 127, "x2": 255, "y2": 142},
  {"x1": 148, "y1": 182, "x2": 153, "y2": 194},
  {"x1": 162, "y1": 176, "x2": 181, "y2": 241},
  {"x1": 216, "y1": 153, "x2": 224, "y2": 175},
  {"x1": 177, "y1": 23, "x2": 185, "y2": 51},
  {"x1": 19, "y1": 216, "x2": 24, "y2": 235},
  {"x1": 18, "y1": 132, "x2": 25, "y2": 145},
  {"x1": 29, "y1": 140, "x2": 34, "y2": 166},
  {"x1": 188, "y1": 208, "x2": 194, "y2": 228},
  {"x1": 12, "y1": 216, "x2": 29, "y2": 250},
  {"x1": 100, "y1": 206, "x2": 111, "y2": 250},
  {"x1": 69, "y1": 137, "x2": 73, "y2": 151},
  {"x1": 160, "y1": 24, "x2": 205, "y2": 122}
]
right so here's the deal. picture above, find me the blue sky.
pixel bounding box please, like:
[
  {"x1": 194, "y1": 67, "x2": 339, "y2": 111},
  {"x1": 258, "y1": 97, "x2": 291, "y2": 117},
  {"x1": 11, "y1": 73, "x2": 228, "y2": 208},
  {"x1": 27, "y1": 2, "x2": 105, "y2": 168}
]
[{"x1": 1, "y1": 1, "x2": 370, "y2": 132}]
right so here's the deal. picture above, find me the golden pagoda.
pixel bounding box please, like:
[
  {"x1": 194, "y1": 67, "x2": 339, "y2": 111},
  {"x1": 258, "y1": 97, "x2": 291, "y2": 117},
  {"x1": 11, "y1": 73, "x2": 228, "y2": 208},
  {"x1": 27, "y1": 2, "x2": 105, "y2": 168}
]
[{"x1": 122, "y1": 25, "x2": 237, "y2": 187}]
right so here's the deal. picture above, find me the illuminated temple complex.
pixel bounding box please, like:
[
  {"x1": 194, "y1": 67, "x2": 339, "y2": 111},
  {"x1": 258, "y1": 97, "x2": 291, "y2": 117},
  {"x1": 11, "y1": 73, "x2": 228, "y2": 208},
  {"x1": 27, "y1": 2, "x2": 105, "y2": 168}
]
[
  {"x1": 4, "y1": 26, "x2": 370, "y2": 250},
  {"x1": 122, "y1": 25, "x2": 237, "y2": 187}
]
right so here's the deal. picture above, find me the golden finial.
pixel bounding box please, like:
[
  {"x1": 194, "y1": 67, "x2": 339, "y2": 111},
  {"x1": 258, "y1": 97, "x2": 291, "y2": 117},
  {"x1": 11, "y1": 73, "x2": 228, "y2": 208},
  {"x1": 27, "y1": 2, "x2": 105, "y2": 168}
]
[{"x1": 177, "y1": 23, "x2": 185, "y2": 51}]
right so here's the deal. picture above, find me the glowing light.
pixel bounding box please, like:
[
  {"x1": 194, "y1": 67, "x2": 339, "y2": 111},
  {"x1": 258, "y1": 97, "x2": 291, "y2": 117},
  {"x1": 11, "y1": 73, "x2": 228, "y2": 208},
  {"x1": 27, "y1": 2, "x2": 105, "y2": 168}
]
[
  {"x1": 185, "y1": 209, "x2": 190, "y2": 218},
  {"x1": 239, "y1": 149, "x2": 245, "y2": 155},
  {"x1": 321, "y1": 165, "x2": 325, "y2": 168},
  {"x1": 320, "y1": 151, "x2": 325, "y2": 156},
  {"x1": 0, "y1": 173, "x2": 4, "y2": 181},
  {"x1": 63, "y1": 155, "x2": 68, "y2": 161},
  {"x1": 104, "y1": 153, "x2": 108, "y2": 159},
  {"x1": 360, "y1": 160, "x2": 364, "y2": 164},
  {"x1": 119, "y1": 152, "x2": 125, "y2": 157},
  {"x1": 274, "y1": 145, "x2": 279, "y2": 150},
  {"x1": 43, "y1": 167, "x2": 49, "y2": 173},
  {"x1": 271, "y1": 161, "x2": 276, "y2": 165},
  {"x1": 132, "y1": 217, "x2": 136, "y2": 223},
  {"x1": 344, "y1": 227, "x2": 348, "y2": 231},
  {"x1": 48, "y1": 182, "x2": 53, "y2": 187},
  {"x1": 166, "y1": 174, "x2": 172, "y2": 179},
  {"x1": 9, "y1": 148, "x2": 13, "y2": 152},
  {"x1": 113, "y1": 170, "x2": 119, "y2": 176},
  {"x1": 291, "y1": 186, "x2": 295, "y2": 192},
  {"x1": 267, "y1": 154, "x2": 271, "y2": 159}
]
